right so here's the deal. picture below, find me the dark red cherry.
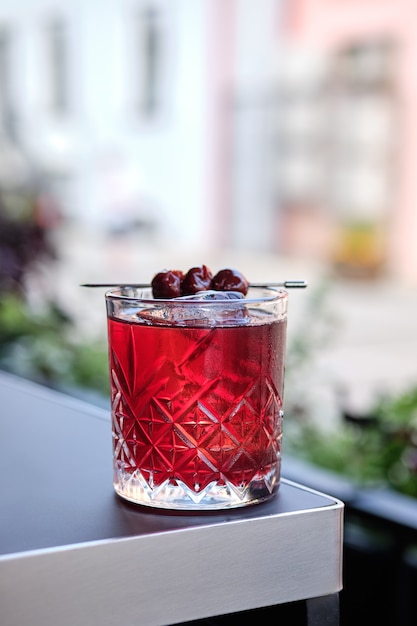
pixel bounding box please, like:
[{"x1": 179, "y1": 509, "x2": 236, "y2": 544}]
[
  {"x1": 181, "y1": 265, "x2": 213, "y2": 295},
  {"x1": 211, "y1": 268, "x2": 249, "y2": 295},
  {"x1": 151, "y1": 269, "x2": 184, "y2": 298}
]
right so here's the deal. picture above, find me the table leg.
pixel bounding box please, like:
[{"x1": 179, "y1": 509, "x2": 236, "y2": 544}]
[{"x1": 306, "y1": 594, "x2": 340, "y2": 626}]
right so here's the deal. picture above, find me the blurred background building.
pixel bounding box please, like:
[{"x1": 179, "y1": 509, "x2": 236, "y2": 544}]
[
  {"x1": 0, "y1": 0, "x2": 416, "y2": 281},
  {"x1": 0, "y1": 0, "x2": 284, "y2": 250},
  {"x1": 1, "y1": 0, "x2": 417, "y2": 418},
  {"x1": 282, "y1": 0, "x2": 415, "y2": 282}
]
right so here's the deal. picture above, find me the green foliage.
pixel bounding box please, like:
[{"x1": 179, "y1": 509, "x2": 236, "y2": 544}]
[
  {"x1": 0, "y1": 183, "x2": 109, "y2": 398},
  {"x1": 283, "y1": 280, "x2": 417, "y2": 498},
  {"x1": 286, "y1": 386, "x2": 417, "y2": 498},
  {"x1": 0, "y1": 293, "x2": 109, "y2": 396}
]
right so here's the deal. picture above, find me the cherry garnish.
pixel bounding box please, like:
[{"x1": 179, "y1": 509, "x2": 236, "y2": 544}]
[
  {"x1": 210, "y1": 268, "x2": 249, "y2": 296},
  {"x1": 151, "y1": 270, "x2": 184, "y2": 299},
  {"x1": 181, "y1": 265, "x2": 213, "y2": 295},
  {"x1": 150, "y1": 266, "x2": 250, "y2": 298}
]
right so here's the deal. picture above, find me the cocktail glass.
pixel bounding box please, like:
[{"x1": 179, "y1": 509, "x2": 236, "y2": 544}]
[{"x1": 105, "y1": 286, "x2": 287, "y2": 510}]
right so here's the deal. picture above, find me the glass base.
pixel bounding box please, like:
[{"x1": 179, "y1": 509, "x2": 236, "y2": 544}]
[{"x1": 114, "y1": 467, "x2": 280, "y2": 511}]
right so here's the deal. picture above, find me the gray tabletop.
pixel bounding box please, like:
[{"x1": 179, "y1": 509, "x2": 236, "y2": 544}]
[{"x1": 0, "y1": 371, "x2": 343, "y2": 626}]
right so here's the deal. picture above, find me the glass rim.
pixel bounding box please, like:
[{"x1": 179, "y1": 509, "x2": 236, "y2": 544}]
[{"x1": 105, "y1": 285, "x2": 287, "y2": 306}]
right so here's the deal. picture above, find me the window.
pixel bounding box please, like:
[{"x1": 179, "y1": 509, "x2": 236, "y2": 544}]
[
  {"x1": 45, "y1": 19, "x2": 69, "y2": 115},
  {"x1": 135, "y1": 5, "x2": 163, "y2": 118}
]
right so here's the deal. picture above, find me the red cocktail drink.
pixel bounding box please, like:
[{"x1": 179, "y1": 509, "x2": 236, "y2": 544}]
[{"x1": 106, "y1": 287, "x2": 287, "y2": 510}]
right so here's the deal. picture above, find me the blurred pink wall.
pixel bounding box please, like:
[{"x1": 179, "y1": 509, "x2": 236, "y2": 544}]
[{"x1": 285, "y1": 0, "x2": 417, "y2": 282}]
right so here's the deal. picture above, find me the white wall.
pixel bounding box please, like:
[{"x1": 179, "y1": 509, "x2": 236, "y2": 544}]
[
  {"x1": 0, "y1": 0, "x2": 211, "y2": 243},
  {"x1": 230, "y1": 0, "x2": 285, "y2": 250},
  {"x1": 0, "y1": 0, "x2": 285, "y2": 249}
]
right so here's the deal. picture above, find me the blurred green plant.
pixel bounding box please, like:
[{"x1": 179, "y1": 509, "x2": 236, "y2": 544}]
[
  {"x1": 0, "y1": 184, "x2": 109, "y2": 397},
  {"x1": 286, "y1": 379, "x2": 417, "y2": 498},
  {"x1": 0, "y1": 293, "x2": 109, "y2": 395},
  {"x1": 0, "y1": 187, "x2": 56, "y2": 293},
  {"x1": 284, "y1": 281, "x2": 417, "y2": 498}
]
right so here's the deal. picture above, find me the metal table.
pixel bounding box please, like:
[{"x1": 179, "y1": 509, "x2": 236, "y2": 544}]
[{"x1": 0, "y1": 371, "x2": 343, "y2": 626}]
